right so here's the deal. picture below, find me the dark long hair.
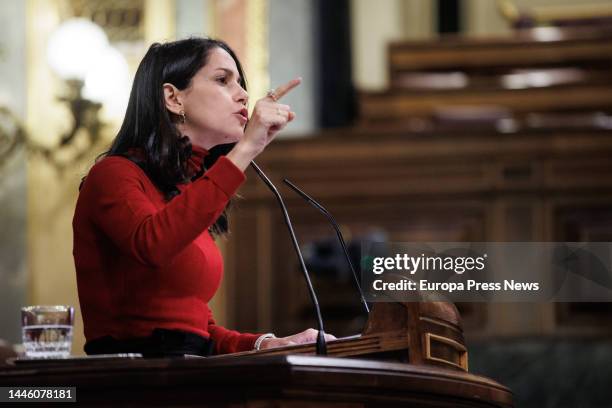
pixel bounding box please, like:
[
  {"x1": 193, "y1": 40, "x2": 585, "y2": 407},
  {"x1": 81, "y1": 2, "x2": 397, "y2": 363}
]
[{"x1": 100, "y1": 38, "x2": 247, "y2": 236}]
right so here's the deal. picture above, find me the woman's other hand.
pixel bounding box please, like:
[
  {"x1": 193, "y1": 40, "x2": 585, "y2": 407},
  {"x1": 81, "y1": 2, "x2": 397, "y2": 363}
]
[
  {"x1": 259, "y1": 328, "x2": 337, "y2": 350},
  {"x1": 227, "y1": 77, "x2": 301, "y2": 171}
]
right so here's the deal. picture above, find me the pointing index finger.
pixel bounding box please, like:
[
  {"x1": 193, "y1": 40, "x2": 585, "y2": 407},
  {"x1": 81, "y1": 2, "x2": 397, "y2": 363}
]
[{"x1": 271, "y1": 77, "x2": 302, "y2": 101}]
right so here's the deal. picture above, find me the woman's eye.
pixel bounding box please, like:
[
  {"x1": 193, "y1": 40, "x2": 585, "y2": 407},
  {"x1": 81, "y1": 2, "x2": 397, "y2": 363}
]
[{"x1": 216, "y1": 76, "x2": 227, "y2": 84}]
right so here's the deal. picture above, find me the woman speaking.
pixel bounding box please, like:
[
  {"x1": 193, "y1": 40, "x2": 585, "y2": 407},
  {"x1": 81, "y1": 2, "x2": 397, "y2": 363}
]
[{"x1": 73, "y1": 37, "x2": 334, "y2": 357}]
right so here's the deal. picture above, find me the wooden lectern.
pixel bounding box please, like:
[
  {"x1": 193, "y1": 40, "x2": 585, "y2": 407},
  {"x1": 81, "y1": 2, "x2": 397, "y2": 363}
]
[
  {"x1": 0, "y1": 301, "x2": 513, "y2": 407},
  {"x1": 215, "y1": 301, "x2": 469, "y2": 372}
]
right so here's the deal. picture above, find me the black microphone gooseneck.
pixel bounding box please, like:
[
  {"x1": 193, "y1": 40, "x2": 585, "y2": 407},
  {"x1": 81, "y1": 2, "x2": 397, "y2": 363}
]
[
  {"x1": 250, "y1": 161, "x2": 327, "y2": 355},
  {"x1": 283, "y1": 179, "x2": 370, "y2": 315}
]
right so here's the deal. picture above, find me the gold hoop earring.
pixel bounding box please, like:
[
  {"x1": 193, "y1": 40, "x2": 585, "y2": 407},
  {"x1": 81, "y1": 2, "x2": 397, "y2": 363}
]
[{"x1": 179, "y1": 110, "x2": 186, "y2": 124}]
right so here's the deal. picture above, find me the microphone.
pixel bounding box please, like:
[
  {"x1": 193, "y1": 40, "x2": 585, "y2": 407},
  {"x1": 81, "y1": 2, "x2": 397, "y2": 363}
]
[
  {"x1": 249, "y1": 161, "x2": 327, "y2": 355},
  {"x1": 283, "y1": 179, "x2": 370, "y2": 315}
]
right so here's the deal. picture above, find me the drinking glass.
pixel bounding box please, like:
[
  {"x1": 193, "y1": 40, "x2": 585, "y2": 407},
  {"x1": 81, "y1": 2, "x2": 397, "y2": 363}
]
[{"x1": 21, "y1": 305, "x2": 74, "y2": 359}]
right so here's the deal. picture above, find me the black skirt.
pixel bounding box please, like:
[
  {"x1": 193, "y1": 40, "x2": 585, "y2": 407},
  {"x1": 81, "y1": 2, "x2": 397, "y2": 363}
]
[{"x1": 84, "y1": 328, "x2": 216, "y2": 358}]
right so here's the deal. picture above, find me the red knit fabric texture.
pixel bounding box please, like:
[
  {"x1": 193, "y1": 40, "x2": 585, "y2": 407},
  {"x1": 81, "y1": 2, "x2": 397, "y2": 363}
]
[{"x1": 73, "y1": 146, "x2": 260, "y2": 354}]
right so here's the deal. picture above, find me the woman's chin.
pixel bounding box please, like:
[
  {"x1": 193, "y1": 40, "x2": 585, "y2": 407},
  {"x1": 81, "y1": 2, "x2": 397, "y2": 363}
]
[{"x1": 225, "y1": 132, "x2": 243, "y2": 144}]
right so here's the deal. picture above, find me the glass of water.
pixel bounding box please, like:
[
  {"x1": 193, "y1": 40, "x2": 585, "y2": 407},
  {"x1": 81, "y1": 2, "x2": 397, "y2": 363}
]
[{"x1": 21, "y1": 305, "x2": 74, "y2": 359}]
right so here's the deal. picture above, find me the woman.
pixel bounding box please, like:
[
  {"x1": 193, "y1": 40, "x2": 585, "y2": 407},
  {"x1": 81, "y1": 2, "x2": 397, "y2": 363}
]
[{"x1": 73, "y1": 37, "x2": 333, "y2": 357}]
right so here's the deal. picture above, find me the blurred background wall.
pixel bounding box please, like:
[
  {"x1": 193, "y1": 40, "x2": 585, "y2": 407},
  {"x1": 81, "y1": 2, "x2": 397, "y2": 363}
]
[
  {"x1": 1, "y1": 1, "x2": 612, "y2": 406},
  {"x1": 0, "y1": 0, "x2": 27, "y2": 352}
]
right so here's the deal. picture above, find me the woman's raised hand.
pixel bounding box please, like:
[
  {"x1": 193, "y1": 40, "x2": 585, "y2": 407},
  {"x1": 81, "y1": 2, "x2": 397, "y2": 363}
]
[
  {"x1": 258, "y1": 328, "x2": 337, "y2": 350},
  {"x1": 227, "y1": 77, "x2": 301, "y2": 171}
]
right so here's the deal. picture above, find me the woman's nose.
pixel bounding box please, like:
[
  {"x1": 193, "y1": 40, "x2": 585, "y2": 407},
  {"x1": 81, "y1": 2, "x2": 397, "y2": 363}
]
[{"x1": 236, "y1": 87, "x2": 248, "y2": 105}]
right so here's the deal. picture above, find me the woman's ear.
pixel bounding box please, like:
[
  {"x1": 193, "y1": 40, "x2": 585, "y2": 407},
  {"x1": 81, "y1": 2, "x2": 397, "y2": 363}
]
[{"x1": 163, "y1": 83, "x2": 183, "y2": 115}]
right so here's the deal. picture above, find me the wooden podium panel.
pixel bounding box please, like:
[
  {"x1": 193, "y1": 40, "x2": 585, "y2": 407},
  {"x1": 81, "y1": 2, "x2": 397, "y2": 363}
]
[{"x1": 0, "y1": 355, "x2": 512, "y2": 407}]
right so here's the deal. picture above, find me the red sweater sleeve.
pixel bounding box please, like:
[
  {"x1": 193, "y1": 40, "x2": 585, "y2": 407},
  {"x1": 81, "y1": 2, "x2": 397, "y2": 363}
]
[
  {"x1": 82, "y1": 156, "x2": 245, "y2": 267},
  {"x1": 207, "y1": 308, "x2": 260, "y2": 354}
]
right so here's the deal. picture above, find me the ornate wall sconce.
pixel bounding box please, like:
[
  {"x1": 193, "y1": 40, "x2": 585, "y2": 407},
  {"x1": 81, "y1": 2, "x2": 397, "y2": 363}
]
[
  {"x1": 0, "y1": 18, "x2": 130, "y2": 174},
  {"x1": 30, "y1": 17, "x2": 130, "y2": 172}
]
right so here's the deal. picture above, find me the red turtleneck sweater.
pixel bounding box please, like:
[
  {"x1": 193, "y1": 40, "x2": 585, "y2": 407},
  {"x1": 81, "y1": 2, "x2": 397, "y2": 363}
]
[{"x1": 73, "y1": 146, "x2": 261, "y2": 354}]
